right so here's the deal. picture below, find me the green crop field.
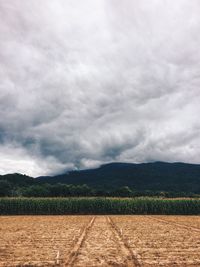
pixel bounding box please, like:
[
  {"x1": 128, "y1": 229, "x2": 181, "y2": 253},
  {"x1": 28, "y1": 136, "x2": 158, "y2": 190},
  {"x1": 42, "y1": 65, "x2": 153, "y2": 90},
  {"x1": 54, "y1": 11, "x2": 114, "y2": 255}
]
[{"x1": 0, "y1": 197, "x2": 200, "y2": 215}]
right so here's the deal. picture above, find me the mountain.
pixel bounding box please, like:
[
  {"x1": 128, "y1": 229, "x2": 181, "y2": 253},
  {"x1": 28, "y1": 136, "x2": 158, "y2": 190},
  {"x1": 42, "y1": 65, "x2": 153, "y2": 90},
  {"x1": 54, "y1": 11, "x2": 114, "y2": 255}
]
[
  {"x1": 0, "y1": 173, "x2": 35, "y2": 186},
  {"x1": 37, "y1": 162, "x2": 200, "y2": 193}
]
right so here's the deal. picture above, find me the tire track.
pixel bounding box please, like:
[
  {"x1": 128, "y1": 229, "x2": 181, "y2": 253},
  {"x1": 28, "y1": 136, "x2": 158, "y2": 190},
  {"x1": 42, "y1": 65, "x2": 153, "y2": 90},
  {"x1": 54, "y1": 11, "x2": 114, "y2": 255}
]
[
  {"x1": 73, "y1": 216, "x2": 138, "y2": 267},
  {"x1": 107, "y1": 217, "x2": 142, "y2": 267},
  {"x1": 64, "y1": 216, "x2": 95, "y2": 267},
  {"x1": 148, "y1": 216, "x2": 200, "y2": 232}
]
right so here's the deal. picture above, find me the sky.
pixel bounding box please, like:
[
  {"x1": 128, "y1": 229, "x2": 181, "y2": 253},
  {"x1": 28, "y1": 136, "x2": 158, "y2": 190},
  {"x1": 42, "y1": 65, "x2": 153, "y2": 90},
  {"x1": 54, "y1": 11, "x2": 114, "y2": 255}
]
[{"x1": 0, "y1": 0, "x2": 200, "y2": 177}]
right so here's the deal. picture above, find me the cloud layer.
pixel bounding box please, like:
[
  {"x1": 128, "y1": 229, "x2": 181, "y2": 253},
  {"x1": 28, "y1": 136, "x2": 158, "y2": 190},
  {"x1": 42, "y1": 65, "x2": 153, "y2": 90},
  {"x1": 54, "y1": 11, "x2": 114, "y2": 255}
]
[{"x1": 0, "y1": 0, "x2": 200, "y2": 176}]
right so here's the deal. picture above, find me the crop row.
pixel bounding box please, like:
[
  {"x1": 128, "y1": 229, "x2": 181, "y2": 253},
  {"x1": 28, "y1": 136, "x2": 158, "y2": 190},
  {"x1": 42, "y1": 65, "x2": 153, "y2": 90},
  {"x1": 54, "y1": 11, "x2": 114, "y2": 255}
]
[{"x1": 0, "y1": 197, "x2": 200, "y2": 215}]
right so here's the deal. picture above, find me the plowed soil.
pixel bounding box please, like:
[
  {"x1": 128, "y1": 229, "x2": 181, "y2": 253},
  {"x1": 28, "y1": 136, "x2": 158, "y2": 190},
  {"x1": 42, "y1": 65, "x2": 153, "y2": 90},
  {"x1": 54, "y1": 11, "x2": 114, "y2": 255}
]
[{"x1": 0, "y1": 215, "x2": 200, "y2": 266}]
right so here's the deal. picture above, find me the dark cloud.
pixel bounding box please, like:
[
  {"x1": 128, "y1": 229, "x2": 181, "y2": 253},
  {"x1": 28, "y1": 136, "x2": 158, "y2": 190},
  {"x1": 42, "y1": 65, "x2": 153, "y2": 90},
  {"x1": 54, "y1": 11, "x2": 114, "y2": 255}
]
[{"x1": 0, "y1": 0, "x2": 200, "y2": 176}]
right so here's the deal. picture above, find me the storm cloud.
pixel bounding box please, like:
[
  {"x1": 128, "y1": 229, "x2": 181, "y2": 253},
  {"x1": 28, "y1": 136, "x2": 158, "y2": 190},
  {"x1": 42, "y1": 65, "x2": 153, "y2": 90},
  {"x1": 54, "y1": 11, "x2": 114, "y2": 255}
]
[{"x1": 0, "y1": 0, "x2": 200, "y2": 176}]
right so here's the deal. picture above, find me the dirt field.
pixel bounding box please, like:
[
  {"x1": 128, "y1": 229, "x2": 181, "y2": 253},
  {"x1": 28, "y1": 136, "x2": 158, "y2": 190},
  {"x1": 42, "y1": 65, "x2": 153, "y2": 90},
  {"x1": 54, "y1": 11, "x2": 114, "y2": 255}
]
[{"x1": 0, "y1": 216, "x2": 200, "y2": 267}]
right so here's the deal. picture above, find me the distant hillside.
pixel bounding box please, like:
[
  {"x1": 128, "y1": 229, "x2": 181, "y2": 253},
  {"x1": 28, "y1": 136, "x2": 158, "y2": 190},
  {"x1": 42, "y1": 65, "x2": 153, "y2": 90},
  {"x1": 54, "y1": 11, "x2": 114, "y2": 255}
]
[
  {"x1": 37, "y1": 162, "x2": 200, "y2": 193},
  {"x1": 0, "y1": 173, "x2": 35, "y2": 186}
]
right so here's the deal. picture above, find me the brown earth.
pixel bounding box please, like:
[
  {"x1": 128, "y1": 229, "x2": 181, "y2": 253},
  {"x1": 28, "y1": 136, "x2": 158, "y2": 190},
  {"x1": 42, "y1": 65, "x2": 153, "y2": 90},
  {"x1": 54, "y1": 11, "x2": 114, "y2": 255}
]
[{"x1": 0, "y1": 215, "x2": 200, "y2": 267}]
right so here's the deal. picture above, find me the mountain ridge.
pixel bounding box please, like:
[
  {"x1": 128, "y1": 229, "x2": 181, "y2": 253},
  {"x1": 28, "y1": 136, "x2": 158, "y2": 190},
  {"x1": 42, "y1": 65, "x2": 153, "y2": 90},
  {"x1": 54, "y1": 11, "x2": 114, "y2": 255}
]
[
  {"x1": 1, "y1": 161, "x2": 200, "y2": 193},
  {"x1": 35, "y1": 161, "x2": 200, "y2": 193}
]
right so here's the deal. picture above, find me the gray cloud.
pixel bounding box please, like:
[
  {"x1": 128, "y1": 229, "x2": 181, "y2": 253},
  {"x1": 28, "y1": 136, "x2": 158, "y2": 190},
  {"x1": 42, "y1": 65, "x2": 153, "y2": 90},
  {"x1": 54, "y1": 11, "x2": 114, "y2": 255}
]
[{"x1": 0, "y1": 0, "x2": 200, "y2": 176}]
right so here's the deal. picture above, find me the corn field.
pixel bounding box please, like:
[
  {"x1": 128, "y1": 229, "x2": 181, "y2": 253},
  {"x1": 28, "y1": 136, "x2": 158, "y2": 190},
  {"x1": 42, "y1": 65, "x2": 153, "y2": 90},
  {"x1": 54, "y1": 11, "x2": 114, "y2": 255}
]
[{"x1": 0, "y1": 197, "x2": 200, "y2": 215}]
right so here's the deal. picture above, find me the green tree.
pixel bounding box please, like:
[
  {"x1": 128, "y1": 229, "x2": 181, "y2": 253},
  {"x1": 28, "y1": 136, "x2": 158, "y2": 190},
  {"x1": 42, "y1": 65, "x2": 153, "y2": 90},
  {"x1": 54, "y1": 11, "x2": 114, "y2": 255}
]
[
  {"x1": 0, "y1": 180, "x2": 12, "y2": 197},
  {"x1": 113, "y1": 186, "x2": 133, "y2": 197},
  {"x1": 22, "y1": 185, "x2": 50, "y2": 197}
]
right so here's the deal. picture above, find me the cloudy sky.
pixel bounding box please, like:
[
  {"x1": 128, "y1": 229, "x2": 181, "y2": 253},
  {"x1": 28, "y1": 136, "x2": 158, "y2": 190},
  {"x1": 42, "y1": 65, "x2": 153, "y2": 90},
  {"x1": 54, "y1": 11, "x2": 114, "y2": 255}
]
[{"x1": 0, "y1": 0, "x2": 200, "y2": 176}]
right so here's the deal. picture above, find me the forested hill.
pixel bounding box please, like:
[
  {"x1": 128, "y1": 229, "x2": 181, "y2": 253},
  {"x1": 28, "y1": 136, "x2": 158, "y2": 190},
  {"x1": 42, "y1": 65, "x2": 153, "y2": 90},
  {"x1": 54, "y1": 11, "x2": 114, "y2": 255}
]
[
  {"x1": 1, "y1": 162, "x2": 200, "y2": 194},
  {"x1": 37, "y1": 162, "x2": 200, "y2": 193},
  {"x1": 0, "y1": 173, "x2": 34, "y2": 186}
]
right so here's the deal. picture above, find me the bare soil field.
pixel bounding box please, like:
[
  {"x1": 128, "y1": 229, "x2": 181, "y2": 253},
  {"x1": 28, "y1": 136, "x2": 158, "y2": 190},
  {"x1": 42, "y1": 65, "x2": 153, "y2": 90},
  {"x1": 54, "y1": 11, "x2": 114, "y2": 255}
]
[
  {"x1": 0, "y1": 215, "x2": 200, "y2": 267},
  {"x1": 149, "y1": 215, "x2": 200, "y2": 230}
]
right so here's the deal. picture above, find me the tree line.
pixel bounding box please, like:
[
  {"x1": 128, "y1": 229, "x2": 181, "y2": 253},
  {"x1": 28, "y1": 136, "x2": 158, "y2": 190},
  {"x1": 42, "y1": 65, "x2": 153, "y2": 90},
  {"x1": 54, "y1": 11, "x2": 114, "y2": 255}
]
[{"x1": 0, "y1": 180, "x2": 199, "y2": 198}]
